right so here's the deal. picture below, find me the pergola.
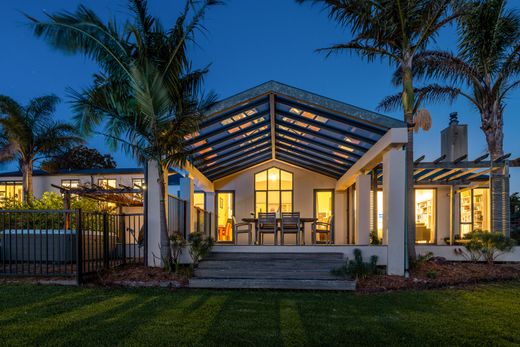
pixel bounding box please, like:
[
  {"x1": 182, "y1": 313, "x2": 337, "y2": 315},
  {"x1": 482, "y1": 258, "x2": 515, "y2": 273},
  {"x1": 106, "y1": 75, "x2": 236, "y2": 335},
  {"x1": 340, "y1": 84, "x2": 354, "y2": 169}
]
[{"x1": 53, "y1": 183, "x2": 144, "y2": 207}]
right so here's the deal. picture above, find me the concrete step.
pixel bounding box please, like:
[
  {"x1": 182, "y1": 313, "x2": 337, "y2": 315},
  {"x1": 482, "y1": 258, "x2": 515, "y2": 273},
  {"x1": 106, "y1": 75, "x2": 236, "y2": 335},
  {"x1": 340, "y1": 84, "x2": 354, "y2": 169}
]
[{"x1": 188, "y1": 278, "x2": 356, "y2": 291}]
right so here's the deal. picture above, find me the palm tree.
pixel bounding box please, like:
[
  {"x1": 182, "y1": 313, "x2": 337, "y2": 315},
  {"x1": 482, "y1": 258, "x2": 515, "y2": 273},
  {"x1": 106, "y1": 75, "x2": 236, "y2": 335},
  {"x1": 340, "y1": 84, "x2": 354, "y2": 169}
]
[
  {"x1": 296, "y1": 0, "x2": 462, "y2": 261},
  {"x1": 0, "y1": 95, "x2": 82, "y2": 203},
  {"x1": 408, "y1": 0, "x2": 520, "y2": 233},
  {"x1": 27, "y1": 0, "x2": 218, "y2": 266}
]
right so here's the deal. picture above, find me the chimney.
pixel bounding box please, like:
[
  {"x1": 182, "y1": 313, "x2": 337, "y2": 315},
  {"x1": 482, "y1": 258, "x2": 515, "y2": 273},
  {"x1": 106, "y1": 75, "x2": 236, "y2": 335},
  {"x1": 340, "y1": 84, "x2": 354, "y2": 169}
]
[{"x1": 441, "y1": 112, "x2": 468, "y2": 161}]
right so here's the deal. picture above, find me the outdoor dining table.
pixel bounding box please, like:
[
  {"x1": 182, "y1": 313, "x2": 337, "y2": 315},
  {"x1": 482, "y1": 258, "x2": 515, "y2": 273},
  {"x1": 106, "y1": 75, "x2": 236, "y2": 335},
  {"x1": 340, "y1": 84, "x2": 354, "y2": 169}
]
[{"x1": 241, "y1": 217, "x2": 317, "y2": 245}]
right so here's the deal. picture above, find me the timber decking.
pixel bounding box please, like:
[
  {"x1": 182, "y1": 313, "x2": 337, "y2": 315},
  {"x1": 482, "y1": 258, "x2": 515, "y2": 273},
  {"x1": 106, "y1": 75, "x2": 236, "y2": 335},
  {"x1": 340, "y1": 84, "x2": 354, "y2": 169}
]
[{"x1": 188, "y1": 252, "x2": 356, "y2": 291}]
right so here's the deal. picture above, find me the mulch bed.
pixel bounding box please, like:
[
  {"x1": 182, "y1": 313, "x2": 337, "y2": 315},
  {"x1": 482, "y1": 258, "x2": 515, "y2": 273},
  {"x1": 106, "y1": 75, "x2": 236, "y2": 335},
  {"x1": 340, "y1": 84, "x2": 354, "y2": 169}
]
[
  {"x1": 358, "y1": 260, "x2": 520, "y2": 293},
  {"x1": 94, "y1": 263, "x2": 189, "y2": 288}
]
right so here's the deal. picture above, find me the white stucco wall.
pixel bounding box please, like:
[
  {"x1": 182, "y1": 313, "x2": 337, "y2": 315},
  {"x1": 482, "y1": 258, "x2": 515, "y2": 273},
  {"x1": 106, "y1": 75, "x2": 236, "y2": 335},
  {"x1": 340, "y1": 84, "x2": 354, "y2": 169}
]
[{"x1": 212, "y1": 159, "x2": 346, "y2": 245}]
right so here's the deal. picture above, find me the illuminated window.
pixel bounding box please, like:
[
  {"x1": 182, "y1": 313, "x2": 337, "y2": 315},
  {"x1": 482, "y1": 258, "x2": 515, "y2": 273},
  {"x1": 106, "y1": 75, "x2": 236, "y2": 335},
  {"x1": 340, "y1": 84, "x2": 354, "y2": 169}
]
[
  {"x1": 254, "y1": 167, "x2": 293, "y2": 216},
  {"x1": 61, "y1": 179, "x2": 79, "y2": 189},
  {"x1": 0, "y1": 181, "x2": 23, "y2": 203},
  {"x1": 132, "y1": 178, "x2": 145, "y2": 189},
  {"x1": 460, "y1": 188, "x2": 490, "y2": 236},
  {"x1": 415, "y1": 189, "x2": 436, "y2": 244},
  {"x1": 377, "y1": 191, "x2": 383, "y2": 240},
  {"x1": 194, "y1": 192, "x2": 205, "y2": 210},
  {"x1": 98, "y1": 179, "x2": 117, "y2": 188},
  {"x1": 216, "y1": 192, "x2": 234, "y2": 242},
  {"x1": 314, "y1": 190, "x2": 334, "y2": 242}
]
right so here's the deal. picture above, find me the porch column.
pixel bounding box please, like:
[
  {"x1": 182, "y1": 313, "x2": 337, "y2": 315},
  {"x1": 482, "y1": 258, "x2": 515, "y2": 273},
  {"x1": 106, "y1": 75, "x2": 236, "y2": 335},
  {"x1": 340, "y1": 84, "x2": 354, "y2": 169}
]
[
  {"x1": 382, "y1": 148, "x2": 406, "y2": 276},
  {"x1": 179, "y1": 176, "x2": 194, "y2": 235},
  {"x1": 146, "y1": 160, "x2": 163, "y2": 267},
  {"x1": 355, "y1": 174, "x2": 371, "y2": 245}
]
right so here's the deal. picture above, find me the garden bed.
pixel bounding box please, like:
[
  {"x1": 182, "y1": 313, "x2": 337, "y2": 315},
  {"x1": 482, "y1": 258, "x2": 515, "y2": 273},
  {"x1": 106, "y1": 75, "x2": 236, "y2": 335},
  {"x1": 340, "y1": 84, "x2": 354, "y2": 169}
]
[
  {"x1": 94, "y1": 263, "x2": 188, "y2": 288},
  {"x1": 358, "y1": 261, "x2": 520, "y2": 293}
]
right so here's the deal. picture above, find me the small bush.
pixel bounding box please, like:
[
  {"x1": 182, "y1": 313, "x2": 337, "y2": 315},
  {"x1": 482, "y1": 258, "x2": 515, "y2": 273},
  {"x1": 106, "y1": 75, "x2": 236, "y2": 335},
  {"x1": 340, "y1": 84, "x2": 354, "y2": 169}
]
[
  {"x1": 369, "y1": 230, "x2": 382, "y2": 245},
  {"x1": 168, "y1": 232, "x2": 187, "y2": 273},
  {"x1": 461, "y1": 231, "x2": 516, "y2": 264},
  {"x1": 426, "y1": 270, "x2": 437, "y2": 279},
  {"x1": 331, "y1": 248, "x2": 380, "y2": 280},
  {"x1": 189, "y1": 232, "x2": 214, "y2": 267}
]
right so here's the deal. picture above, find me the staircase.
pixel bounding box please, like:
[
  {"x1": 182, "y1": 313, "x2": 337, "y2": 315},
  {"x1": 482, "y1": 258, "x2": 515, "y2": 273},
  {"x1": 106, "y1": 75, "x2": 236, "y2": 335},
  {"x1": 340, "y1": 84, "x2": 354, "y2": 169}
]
[{"x1": 188, "y1": 252, "x2": 356, "y2": 291}]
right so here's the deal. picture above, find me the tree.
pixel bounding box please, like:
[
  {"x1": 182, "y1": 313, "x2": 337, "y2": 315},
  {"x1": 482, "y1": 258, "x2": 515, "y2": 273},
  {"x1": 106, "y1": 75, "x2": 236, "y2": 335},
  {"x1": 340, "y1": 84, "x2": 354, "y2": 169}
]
[
  {"x1": 0, "y1": 95, "x2": 82, "y2": 203},
  {"x1": 296, "y1": 0, "x2": 462, "y2": 261},
  {"x1": 27, "y1": 0, "x2": 218, "y2": 266},
  {"x1": 404, "y1": 0, "x2": 520, "y2": 234},
  {"x1": 41, "y1": 145, "x2": 116, "y2": 172}
]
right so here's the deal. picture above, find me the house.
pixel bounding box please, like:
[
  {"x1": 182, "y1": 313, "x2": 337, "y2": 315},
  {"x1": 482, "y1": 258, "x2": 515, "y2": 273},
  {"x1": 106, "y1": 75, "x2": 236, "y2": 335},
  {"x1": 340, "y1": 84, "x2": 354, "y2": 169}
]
[
  {"x1": 1, "y1": 81, "x2": 515, "y2": 277},
  {"x1": 145, "y1": 81, "x2": 514, "y2": 276}
]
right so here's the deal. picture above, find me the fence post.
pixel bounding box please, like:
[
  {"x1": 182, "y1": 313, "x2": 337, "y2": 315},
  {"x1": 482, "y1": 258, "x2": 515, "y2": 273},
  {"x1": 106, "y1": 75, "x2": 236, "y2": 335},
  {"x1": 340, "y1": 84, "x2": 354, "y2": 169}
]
[
  {"x1": 103, "y1": 212, "x2": 109, "y2": 269},
  {"x1": 120, "y1": 214, "x2": 126, "y2": 265},
  {"x1": 76, "y1": 209, "x2": 83, "y2": 286}
]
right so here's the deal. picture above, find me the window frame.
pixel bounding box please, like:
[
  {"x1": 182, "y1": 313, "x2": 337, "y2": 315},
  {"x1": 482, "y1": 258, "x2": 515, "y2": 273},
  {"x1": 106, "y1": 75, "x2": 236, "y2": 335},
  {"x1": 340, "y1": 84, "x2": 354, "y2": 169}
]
[
  {"x1": 459, "y1": 187, "x2": 491, "y2": 235},
  {"x1": 98, "y1": 178, "x2": 117, "y2": 188},
  {"x1": 253, "y1": 167, "x2": 294, "y2": 216},
  {"x1": 0, "y1": 180, "x2": 24, "y2": 202},
  {"x1": 313, "y1": 188, "x2": 335, "y2": 241}
]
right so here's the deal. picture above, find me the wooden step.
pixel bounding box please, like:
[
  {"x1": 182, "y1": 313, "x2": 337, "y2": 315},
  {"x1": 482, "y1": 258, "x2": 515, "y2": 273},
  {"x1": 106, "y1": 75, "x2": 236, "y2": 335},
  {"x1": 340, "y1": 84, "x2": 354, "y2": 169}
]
[
  {"x1": 196, "y1": 260, "x2": 345, "y2": 270},
  {"x1": 193, "y1": 269, "x2": 340, "y2": 280},
  {"x1": 204, "y1": 252, "x2": 344, "y2": 261},
  {"x1": 188, "y1": 278, "x2": 356, "y2": 291}
]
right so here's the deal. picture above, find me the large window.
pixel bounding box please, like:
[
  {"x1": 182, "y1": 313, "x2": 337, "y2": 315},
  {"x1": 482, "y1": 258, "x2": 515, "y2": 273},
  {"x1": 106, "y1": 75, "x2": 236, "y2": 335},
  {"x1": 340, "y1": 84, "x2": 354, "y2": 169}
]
[
  {"x1": 98, "y1": 179, "x2": 117, "y2": 188},
  {"x1": 0, "y1": 181, "x2": 23, "y2": 203},
  {"x1": 460, "y1": 188, "x2": 490, "y2": 236},
  {"x1": 61, "y1": 179, "x2": 80, "y2": 189},
  {"x1": 415, "y1": 189, "x2": 436, "y2": 244},
  {"x1": 255, "y1": 167, "x2": 293, "y2": 216},
  {"x1": 132, "y1": 178, "x2": 145, "y2": 189}
]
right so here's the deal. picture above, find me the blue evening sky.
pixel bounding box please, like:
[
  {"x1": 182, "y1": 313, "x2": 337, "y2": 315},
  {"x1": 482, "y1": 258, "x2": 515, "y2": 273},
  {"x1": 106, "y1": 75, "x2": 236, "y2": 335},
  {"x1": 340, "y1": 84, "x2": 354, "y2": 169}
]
[{"x1": 0, "y1": 1, "x2": 518, "y2": 192}]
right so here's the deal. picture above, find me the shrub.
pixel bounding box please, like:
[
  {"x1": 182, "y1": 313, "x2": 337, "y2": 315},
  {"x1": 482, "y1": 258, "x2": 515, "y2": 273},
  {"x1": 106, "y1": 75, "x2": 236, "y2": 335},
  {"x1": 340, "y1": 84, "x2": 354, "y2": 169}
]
[
  {"x1": 460, "y1": 231, "x2": 516, "y2": 264},
  {"x1": 189, "y1": 232, "x2": 214, "y2": 267},
  {"x1": 331, "y1": 248, "x2": 380, "y2": 280},
  {"x1": 369, "y1": 230, "x2": 382, "y2": 245},
  {"x1": 411, "y1": 251, "x2": 434, "y2": 270},
  {"x1": 426, "y1": 270, "x2": 437, "y2": 279},
  {"x1": 168, "y1": 232, "x2": 187, "y2": 273},
  {"x1": 1, "y1": 192, "x2": 112, "y2": 212}
]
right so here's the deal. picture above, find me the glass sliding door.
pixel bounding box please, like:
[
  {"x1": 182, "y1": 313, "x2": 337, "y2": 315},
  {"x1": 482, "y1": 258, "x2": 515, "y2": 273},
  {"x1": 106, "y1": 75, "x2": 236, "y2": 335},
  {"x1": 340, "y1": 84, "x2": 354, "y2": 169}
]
[
  {"x1": 415, "y1": 189, "x2": 436, "y2": 244},
  {"x1": 459, "y1": 188, "x2": 491, "y2": 237},
  {"x1": 314, "y1": 190, "x2": 334, "y2": 243},
  {"x1": 216, "y1": 191, "x2": 234, "y2": 242}
]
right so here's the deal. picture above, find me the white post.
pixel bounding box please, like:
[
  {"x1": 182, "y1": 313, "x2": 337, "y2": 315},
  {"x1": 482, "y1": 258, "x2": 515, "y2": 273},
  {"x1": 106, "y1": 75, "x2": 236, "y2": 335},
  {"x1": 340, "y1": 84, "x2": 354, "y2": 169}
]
[
  {"x1": 146, "y1": 160, "x2": 162, "y2": 267},
  {"x1": 180, "y1": 176, "x2": 194, "y2": 234},
  {"x1": 355, "y1": 174, "x2": 371, "y2": 245},
  {"x1": 383, "y1": 148, "x2": 406, "y2": 276}
]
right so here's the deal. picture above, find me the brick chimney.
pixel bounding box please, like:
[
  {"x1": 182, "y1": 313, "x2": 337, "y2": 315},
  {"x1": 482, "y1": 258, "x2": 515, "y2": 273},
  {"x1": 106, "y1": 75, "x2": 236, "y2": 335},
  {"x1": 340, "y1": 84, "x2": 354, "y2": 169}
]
[{"x1": 441, "y1": 112, "x2": 468, "y2": 161}]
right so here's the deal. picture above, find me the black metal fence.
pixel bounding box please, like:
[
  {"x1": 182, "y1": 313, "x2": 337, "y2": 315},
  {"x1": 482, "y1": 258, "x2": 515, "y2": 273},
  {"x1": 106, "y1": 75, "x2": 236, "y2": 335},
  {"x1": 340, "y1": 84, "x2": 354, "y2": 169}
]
[{"x1": 0, "y1": 209, "x2": 144, "y2": 284}]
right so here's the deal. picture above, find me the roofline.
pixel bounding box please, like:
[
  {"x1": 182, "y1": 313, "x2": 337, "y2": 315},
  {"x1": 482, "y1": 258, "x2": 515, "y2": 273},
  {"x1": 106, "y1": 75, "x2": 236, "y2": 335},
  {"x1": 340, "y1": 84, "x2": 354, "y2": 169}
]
[{"x1": 204, "y1": 80, "x2": 406, "y2": 129}]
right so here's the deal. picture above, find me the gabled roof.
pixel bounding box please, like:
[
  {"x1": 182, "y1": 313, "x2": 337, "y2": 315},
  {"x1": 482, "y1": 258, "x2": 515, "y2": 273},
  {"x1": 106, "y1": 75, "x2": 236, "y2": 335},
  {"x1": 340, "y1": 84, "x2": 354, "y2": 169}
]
[{"x1": 186, "y1": 81, "x2": 405, "y2": 180}]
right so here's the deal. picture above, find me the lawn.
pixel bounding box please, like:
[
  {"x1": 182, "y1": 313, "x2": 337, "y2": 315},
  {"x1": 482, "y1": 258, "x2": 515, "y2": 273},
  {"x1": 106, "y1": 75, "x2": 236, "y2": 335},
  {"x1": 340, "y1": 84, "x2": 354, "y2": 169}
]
[{"x1": 1, "y1": 283, "x2": 520, "y2": 346}]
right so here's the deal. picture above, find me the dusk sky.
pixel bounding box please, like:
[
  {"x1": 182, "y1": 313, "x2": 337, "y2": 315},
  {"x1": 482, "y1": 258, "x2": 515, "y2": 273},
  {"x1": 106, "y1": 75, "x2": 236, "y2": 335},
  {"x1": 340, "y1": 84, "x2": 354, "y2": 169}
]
[{"x1": 0, "y1": 0, "x2": 518, "y2": 192}]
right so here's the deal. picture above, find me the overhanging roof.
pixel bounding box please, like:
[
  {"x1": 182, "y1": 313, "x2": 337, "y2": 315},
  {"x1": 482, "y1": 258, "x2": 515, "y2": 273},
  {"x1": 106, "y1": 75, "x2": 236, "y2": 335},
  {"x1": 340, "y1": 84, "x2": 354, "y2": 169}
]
[{"x1": 186, "y1": 81, "x2": 405, "y2": 180}]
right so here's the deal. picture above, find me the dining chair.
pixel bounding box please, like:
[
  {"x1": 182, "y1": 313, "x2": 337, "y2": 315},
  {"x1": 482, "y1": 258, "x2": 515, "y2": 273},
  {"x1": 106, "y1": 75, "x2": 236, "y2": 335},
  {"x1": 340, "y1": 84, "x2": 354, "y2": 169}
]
[
  {"x1": 232, "y1": 216, "x2": 252, "y2": 245},
  {"x1": 281, "y1": 212, "x2": 301, "y2": 245},
  {"x1": 257, "y1": 212, "x2": 277, "y2": 245},
  {"x1": 312, "y1": 215, "x2": 333, "y2": 245}
]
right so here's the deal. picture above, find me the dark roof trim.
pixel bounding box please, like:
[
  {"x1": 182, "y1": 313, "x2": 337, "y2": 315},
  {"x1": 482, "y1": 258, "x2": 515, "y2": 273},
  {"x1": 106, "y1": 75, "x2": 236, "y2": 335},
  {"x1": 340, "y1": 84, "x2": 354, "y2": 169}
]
[{"x1": 204, "y1": 81, "x2": 405, "y2": 129}]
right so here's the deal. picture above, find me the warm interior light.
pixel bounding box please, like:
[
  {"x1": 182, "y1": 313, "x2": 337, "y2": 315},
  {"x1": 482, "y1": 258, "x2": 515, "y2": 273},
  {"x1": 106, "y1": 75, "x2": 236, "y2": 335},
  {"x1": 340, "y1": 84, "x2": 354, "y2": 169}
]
[{"x1": 269, "y1": 173, "x2": 277, "y2": 181}]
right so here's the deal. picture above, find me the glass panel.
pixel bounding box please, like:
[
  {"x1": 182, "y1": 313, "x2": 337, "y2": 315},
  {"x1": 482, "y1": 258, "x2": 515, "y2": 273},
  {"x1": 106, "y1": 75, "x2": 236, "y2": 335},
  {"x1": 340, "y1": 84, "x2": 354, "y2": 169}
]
[
  {"x1": 0, "y1": 181, "x2": 23, "y2": 203},
  {"x1": 267, "y1": 168, "x2": 280, "y2": 190},
  {"x1": 281, "y1": 191, "x2": 292, "y2": 213},
  {"x1": 415, "y1": 189, "x2": 435, "y2": 244},
  {"x1": 255, "y1": 191, "x2": 267, "y2": 216},
  {"x1": 132, "y1": 178, "x2": 145, "y2": 189},
  {"x1": 377, "y1": 191, "x2": 383, "y2": 240},
  {"x1": 61, "y1": 179, "x2": 79, "y2": 189},
  {"x1": 267, "y1": 191, "x2": 280, "y2": 213},
  {"x1": 280, "y1": 170, "x2": 292, "y2": 190},
  {"x1": 473, "y1": 188, "x2": 490, "y2": 232},
  {"x1": 255, "y1": 171, "x2": 267, "y2": 190},
  {"x1": 217, "y1": 192, "x2": 234, "y2": 242},
  {"x1": 315, "y1": 191, "x2": 333, "y2": 230},
  {"x1": 194, "y1": 192, "x2": 205, "y2": 210}
]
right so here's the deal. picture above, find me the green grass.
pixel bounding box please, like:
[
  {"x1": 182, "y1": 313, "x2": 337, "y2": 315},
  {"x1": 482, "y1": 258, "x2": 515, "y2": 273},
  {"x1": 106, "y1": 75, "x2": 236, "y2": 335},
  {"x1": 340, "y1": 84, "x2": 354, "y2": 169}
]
[{"x1": 1, "y1": 282, "x2": 520, "y2": 346}]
